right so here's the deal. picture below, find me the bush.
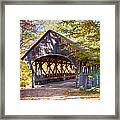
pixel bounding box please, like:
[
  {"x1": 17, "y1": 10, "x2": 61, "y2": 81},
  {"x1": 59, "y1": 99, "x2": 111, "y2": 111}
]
[
  {"x1": 20, "y1": 80, "x2": 26, "y2": 87},
  {"x1": 20, "y1": 60, "x2": 32, "y2": 88},
  {"x1": 89, "y1": 69, "x2": 100, "y2": 77},
  {"x1": 79, "y1": 86, "x2": 100, "y2": 95}
]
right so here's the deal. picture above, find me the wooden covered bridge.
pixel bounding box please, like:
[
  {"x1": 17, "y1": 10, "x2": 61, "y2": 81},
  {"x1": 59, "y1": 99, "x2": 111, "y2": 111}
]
[{"x1": 21, "y1": 30, "x2": 100, "y2": 89}]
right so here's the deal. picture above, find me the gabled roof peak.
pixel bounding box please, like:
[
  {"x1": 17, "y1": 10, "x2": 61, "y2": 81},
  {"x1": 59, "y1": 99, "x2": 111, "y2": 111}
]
[{"x1": 21, "y1": 30, "x2": 83, "y2": 60}]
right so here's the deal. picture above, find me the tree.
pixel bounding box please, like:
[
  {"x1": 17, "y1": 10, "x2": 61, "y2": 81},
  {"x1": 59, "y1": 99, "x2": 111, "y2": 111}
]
[
  {"x1": 20, "y1": 60, "x2": 32, "y2": 87},
  {"x1": 54, "y1": 20, "x2": 100, "y2": 65},
  {"x1": 20, "y1": 20, "x2": 46, "y2": 53}
]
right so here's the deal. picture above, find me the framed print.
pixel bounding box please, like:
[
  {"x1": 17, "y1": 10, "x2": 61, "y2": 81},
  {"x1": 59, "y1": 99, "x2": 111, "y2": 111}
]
[{"x1": 0, "y1": 0, "x2": 119, "y2": 119}]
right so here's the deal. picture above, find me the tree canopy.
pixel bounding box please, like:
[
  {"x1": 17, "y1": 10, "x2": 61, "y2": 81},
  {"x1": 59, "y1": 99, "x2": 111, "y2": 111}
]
[{"x1": 54, "y1": 20, "x2": 100, "y2": 63}]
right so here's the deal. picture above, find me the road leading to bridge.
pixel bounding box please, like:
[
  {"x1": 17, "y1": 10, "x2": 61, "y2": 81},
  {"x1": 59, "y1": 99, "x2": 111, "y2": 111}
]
[{"x1": 20, "y1": 79, "x2": 100, "y2": 100}]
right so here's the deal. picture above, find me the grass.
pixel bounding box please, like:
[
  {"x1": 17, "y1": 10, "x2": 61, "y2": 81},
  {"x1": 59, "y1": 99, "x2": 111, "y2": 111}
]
[{"x1": 79, "y1": 86, "x2": 100, "y2": 96}]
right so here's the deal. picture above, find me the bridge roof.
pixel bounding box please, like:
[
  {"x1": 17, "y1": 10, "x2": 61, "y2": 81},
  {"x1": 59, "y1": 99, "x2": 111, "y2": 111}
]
[{"x1": 21, "y1": 30, "x2": 85, "y2": 60}]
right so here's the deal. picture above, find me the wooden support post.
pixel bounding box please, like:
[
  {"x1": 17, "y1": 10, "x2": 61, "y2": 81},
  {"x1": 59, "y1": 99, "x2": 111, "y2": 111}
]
[
  {"x1": 47, "y1": 61, "x2": 50, "y2": 80},
  {"x1": 39, "y1": 62, "x2": 42, "y2": 81},
  {"x1": 60, "y1": 60, "x2": 63, "y2": 77},
  {"x1": 76, "y1": 61, "x2": 81, "y2": 88},
  {"x1": 54, "y1": 61, "x2": 57, "y2": 76},
  {"x1": 32, "y1": 69, "x2": 35, "y2": 88},
  {"x1": 35, "y1": 62, "x2": 37, "y2": 81},
  {"x1": 49, "y1": 62, "x2": 55, "y2": 75}
]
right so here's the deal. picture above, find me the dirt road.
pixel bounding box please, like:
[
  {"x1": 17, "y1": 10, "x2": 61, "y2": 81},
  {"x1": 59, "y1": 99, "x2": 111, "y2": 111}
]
[{"x1": 20, "y1": 80, "x2": 100, "y2": 100}]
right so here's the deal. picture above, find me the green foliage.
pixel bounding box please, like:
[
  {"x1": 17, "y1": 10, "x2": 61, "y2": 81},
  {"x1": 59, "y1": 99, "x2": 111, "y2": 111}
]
[
  {"x1": 20, "y1": 80, "x2": 26, "y2": 87},
  {"x1": 54, "y1": 20, "x2": 100, "y2": 65},
  {"x1": 20, "y1": 60, "x2": 32, "y2": 88},
  {"x1": 80, "y1": 86, "x2": 100, "y2": 95},
  {"x1": 88, "y1": 69, "x2": 100, "y2": 77},
  {"x1": 20, "y1": 20, "x2": 43, "y2": 52},
  {"x1": 20, "y1": 20, "x2": 56, "y2": 53}
]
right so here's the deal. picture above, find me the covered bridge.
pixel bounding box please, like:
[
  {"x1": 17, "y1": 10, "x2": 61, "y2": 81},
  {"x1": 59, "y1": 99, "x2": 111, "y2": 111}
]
[{"x1": 21, "y1": 30, "x2": 100, "y2": 89}]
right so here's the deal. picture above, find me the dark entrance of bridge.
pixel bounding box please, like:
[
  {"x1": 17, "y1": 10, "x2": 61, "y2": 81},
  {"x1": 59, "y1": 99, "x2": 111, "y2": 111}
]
[{"x1": 33, "y1": 54, "x2": 76, "y2": 86}]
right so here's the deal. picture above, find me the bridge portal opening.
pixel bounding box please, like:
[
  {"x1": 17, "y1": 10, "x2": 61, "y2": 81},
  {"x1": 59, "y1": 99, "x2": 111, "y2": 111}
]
[{"x1": 32, "y1": 54, "x2": 77, "y2": 86}]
